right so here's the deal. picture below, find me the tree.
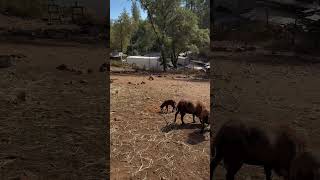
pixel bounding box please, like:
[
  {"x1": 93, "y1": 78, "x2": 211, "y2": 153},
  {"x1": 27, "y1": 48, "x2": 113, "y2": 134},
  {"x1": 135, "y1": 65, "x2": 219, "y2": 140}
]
[
  {"x1": 133, "y1": 0, "x2": 209, "y2": 71},
  {"x1": 110, "y1": 9, "x2": 133, "y2": 53},
  {"x1": 137, "y1": 0, "x2": 181, "y2": 71},
  {"x1": 183, "y1": 0, "x2": 209, "y2": 29},
  {"x1": 167, "y1": 8, "x2": 209, "y2": 67},
  {"x1": 128, "y1": 20, "x2": 157, "y2": 55},
  {"x1": 131, "y1": 0, "x2": 141, "y2": 23}
]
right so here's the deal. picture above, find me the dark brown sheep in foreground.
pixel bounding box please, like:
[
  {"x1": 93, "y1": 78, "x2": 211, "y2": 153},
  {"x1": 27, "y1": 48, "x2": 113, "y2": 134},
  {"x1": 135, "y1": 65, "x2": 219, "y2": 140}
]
[
  {"x1": 289, "y1": 151, "x2": 320, "y2": 180},
  {"x1": 160, "y1": 99, "x2": 176, "y2": 113},
  {"x1": 210, "y1": 119, "x2": 306, "y2": 180},
  {"x1": 174, "y1": 100, "x2": 209, "y2": 132}
]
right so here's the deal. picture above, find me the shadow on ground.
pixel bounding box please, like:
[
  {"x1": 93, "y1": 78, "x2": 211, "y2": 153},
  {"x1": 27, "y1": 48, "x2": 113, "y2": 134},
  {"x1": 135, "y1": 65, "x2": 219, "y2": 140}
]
[{"x1": 160, "y1": 122, "x2": 203, "y2": 133}]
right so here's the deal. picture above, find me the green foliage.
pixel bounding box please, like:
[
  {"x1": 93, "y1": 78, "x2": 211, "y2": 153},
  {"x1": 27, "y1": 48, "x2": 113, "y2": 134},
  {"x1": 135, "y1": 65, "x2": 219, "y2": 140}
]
[
  {"x1": 128, "y1": 21, "x2": 157, "y2": 55},
  {"x1": 110, "y1": 9, "x2": 133, "y2": 53},
  {"x1": 110, "y1": 60, "x2": 123, "y2": 67},
  {"x1": 131, "y1": 0, "x2": 141, "y2": 24},
  {"x1": 183, "y1": 0, "x2": 209, "y2": 29},
  {"x1": 111, "y1": 0, "x2": 209, "y2": 71}
]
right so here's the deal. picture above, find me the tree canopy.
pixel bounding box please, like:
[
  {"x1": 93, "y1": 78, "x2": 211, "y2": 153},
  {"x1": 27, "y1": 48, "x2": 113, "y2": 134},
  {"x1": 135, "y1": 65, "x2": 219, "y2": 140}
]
[{"x1": 110, "y1": 0, "x2": 209, "y2": 71}]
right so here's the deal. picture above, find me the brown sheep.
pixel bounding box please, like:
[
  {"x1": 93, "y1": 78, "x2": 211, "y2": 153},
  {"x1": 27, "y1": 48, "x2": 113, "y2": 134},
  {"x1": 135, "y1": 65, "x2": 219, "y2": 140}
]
[
  {"x1": 289, "y1": 151, "x2": 320, "y2": 180},
  {"x1": 199, "y1": 108, "x2": 210, "y2": 133},
  {"x1": 160, "y1": 99, "x2": 176, "y2": 113},
  {"x1": 174, "y1": 100, "x2": 209, "y2": 132},
  {"x1": 174, "y1": 100, "x2": 197, "y2": 124},
  {"x1": 210, "y1": 119, "x2": 306, "y2": 180}
]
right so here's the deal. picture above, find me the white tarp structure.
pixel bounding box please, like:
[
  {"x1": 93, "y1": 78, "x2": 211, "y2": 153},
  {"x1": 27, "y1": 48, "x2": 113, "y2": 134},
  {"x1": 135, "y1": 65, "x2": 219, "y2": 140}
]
[
  {"x1": 177, "y1": 56, "x2": 189, "y2": 66},
  {"x1": 126, "y1": 55, "x2": 189, "y2": 70},
  {"x1": 126, "y1": 56, "x2": 161, "y2": 70}
]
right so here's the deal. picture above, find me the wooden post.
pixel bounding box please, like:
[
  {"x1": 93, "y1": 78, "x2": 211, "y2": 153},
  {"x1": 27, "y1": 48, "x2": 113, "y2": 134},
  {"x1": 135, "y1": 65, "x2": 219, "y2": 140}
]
[
  {"x1": 47, "y1": 0, "x2": 62, "y2": 25},
  {"x1": 266, "y1": 7, "x2": 269, "y2": 26},
  {"x1": 71, "y1": 1, "x2": 85, "y2": 24}
]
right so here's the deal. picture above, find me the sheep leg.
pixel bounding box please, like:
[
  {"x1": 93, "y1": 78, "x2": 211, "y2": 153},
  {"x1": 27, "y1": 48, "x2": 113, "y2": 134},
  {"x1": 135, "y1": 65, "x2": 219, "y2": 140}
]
[
  {"x1": 201, "y1": 120, "x2": 205, "y2": 133},
  {"x1": 166, "y1": 106, "x2": 168, "y2": 113},
  {"x1": 192, "y1": 114, "x2": 196, "y2": 123},
  {"x1": 210, "y1": 156, "x2": 223, "y2": 180},
  {"x1": 181, "y1": 113, "x2": 185, "y2": 124},
  {"x1": 225, "y1": 162, "x2": 242, "y2": 180},
  {"x1": 264, "y1": 166, "x2": 272, "y2": 180},
  {"x1": 174, "y1": 111, "x2": 179, "y2": 123}
]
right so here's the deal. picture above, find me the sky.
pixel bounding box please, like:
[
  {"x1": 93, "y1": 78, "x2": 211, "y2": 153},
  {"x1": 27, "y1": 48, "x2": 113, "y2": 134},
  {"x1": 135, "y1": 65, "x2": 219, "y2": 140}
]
[{"x1": 110, "y1": 0, "x2": 147, "y2": 20}]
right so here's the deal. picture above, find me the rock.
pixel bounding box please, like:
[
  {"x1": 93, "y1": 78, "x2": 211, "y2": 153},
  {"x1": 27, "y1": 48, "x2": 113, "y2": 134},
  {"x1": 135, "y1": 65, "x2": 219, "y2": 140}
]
[
  {"x1": 148, "y1": 76, "x2": 154, "y2": 80},
  {"x1": 69, "y1": 68, "x2": 75, "y2": 72},
  {"x1": 76, "y1": 70, "x2": 84, "y2": 75},
  {"x1": 79, "y1": 80, "x2": 88, "y2": 84},
  {"x1": 64, "y1": 81, "x2": 74, "y2": 85},
  {"x1": 56, "y1": 64, "x2": 68, "y2": 71},
  {"x1": 16, "y1": 91, "x2": 26, "y2": 102},
  {"x1": 246, "y1": 46, "x2": 256, "y2": 51},
  {"x1": 0, "y1": 55, "x2": 14, "y2": 68},
  {"x1": 99, "y1": 63, "x2": 107, "y2": 72},
  {"x1": 235, "y1": 47, "x2": 245, "y2": 52},
  {"x1": 141, "y1": 81, "x2": 146, "y2": 84}
]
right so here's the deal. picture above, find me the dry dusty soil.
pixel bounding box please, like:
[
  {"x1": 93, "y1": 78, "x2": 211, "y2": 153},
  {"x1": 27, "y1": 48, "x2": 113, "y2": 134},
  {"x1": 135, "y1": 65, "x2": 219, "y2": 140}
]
[
  {"x1": 0, "y1": 40, "x2": 107, "y2": 179},
  {"x1": 110, "y1": 71, "x2": 210, "y2": 179},
  {"x1": 211, "y1": 49, "x2": 320, "y2": 180}
]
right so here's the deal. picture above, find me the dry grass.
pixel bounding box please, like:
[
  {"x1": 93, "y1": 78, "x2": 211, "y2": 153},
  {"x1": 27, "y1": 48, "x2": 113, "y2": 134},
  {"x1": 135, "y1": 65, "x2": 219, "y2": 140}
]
[
  {"x1": 0, "y1": 41, "x2": 107, "y2": 179},
  {"x1": 110, "y1": 73, "x2": 210, "y2": 179}
]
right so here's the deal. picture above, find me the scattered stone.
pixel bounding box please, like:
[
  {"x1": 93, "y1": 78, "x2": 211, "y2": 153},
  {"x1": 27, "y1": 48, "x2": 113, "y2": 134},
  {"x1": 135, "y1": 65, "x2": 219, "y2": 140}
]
[
  {"x1": 235, "y1": 47, "x2": 245, "y2": 52},
  {"x1": 256, "y1": 80, "x2": 261, "y2": 84},
  {"x1": 99, "y1": 63, "x2": 107, "y2": 72},
  {"x1": 141, "y1": 81, "x2": 146, "y2": 84},
  {"x1": 56, "y1": 64, "x2": 68, "y2": 71},
  {"x1": 16, "y1": 91, "x2": 26, "y2": 102},
  {"x1": 0, "y1": 55, "x2": 14, "y2": 68},
  {"x1": 148, "y1": 76, "x2": 154, "y2": 80},
  {"x1": 79, "y1": 80, "x2": 88, "y2": 84},
  {"x1": 157, "y1": 75, "x2": 162, "y2": 77},
  {"x1": 70, "y1": 68, "x2": 77, "y2": 72},
  {"x1": 87, "y1": 68, "x2": 93, "y2": 74},
  {"x1": 246, "y1": 46, "x2": 256, "y2": 51},
  {"x1": 64, "y1": 81, "x2": 74, "y2": 85},
  {"x1": 128, "y1": 82, "x2": 132, "y2": 84},
  {"x1": 76, "y1": 70, "x2": 84, "y2": 75}
]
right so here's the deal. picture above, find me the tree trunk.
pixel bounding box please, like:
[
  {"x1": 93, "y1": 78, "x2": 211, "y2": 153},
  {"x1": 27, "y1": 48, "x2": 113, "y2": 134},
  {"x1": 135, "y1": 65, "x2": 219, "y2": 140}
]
[
  {"x1": 171, "y1": 41, "x2": 178, "y2": 68},
  {"x1": 160, "y1": 43, "x2": 167, "y2": 72},
  {"x1": 120, "y1": 22, "x2": 123, "y2": 52},
  {"x1": 161, "y1": 49, "x2": 167, "y2": 72}
]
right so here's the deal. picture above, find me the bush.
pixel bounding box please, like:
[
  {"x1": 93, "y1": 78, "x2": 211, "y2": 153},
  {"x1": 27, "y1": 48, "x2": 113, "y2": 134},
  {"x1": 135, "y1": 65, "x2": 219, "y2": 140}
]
[{"x1": 110, "y1": 60, "x2": 123, "y2": 67}]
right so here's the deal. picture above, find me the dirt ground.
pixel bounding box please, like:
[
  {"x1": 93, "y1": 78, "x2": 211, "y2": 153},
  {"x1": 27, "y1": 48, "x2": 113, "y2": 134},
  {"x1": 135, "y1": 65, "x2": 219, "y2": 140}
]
[
  {"x1": 110, "y1": 71, "x2": 210, "y2": 179},
  {"x1": 0, "y1": 40, "x2": 107, "y2": 179},
  {"x1": 210, "y1": 48, "x2": 320, "y2": 180}
]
